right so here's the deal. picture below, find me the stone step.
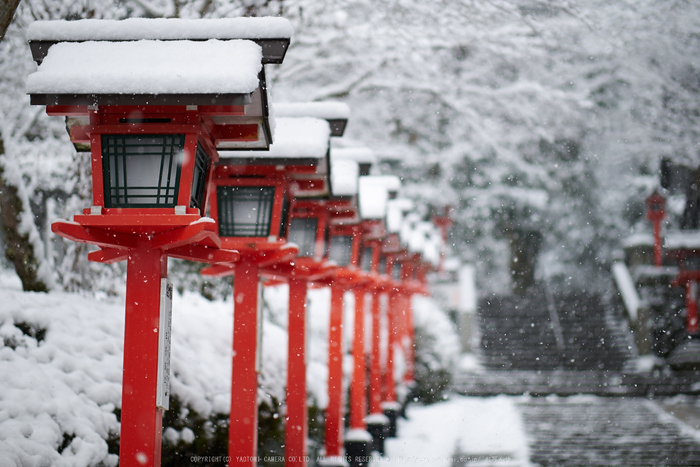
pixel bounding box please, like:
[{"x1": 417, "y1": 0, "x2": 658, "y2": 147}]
[
  {"x1": 519, "y1": 398, "x2": 700, "y2": 467},
  {"x1": 453, "y1": 370, "x2": 700, "y2": 397}
]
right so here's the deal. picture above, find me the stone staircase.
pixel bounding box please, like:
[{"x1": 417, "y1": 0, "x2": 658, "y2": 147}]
[
  {"x1": 519, "y1": 397, "x2": 700, "y2": 466},
  {"x1": 455, "y1": 286, "x2": 700, "y2": 397},
  {"x1": 477, "y1": 287, "x2": 634, "y2": 372}
]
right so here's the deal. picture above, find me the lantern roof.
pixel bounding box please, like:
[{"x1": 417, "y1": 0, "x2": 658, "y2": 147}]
[
  {"x1": 27, "y1": 39, "x2": 263, "y2": 102},
  {"x1": 386, "y1": 198, "x2": 414, "y2": 234},
  {"x1": 330, "y1": 158, "x2": 359, "y2": 197},
  {"x1": 665, "y1": 231, "x2": 700, "y2": 252},
  {"x1": 27, "y1": 17, "x2": 292, "y2": 64},
  {"x1": 218, "y1": 117, "x2": 330, "y2": 165},
  {"x1": 358, "y1": 176, "x2": 389, "y2": 220},
  {"x1": 368, "y1": 174, "x2": 401, "y2": 198},
  {"x1": 274, "y1": 102, "x2": 350, "y2": 136},
  {"x1": 331, "y1": 147, "x2": 376, "y2": 176}
]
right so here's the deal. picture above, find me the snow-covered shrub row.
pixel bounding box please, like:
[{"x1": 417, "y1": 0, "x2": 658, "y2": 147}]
[
  {"x1": 0, "y1": 266, "x2": 458, "y2": 465},
  {"x1": 411, "y1": 295, "x2": 460, "y2": 403},
  {"x1": 0, "y1": 273, "x2": 122, "y2": 467}
]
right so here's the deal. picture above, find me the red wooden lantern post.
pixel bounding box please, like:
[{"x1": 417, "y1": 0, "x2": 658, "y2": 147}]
[
  {"x1": 25, "y1": 17, "x2": 294, "y2": 467},
  {"x1": 259, "y1": 104, "x2": 349, "y2": 467},
  {"x1": 646, "y1": 190, "x2": 666, "y2": 267},
  {"x1": 354, "y1": 176, "x2": 392, "y2": 455},
  {"x1": 265, "y1": 200, "x2": 337, "y2": 467},
  {"x1": 204, "y1": 166, "x2": 298, "y2": 465},
  {"x1": 431, "y1": 205, "x2": 453, "y2": 275},
  {"x1": 203, "y1": 114, "x2": 341, "y2": 465}
]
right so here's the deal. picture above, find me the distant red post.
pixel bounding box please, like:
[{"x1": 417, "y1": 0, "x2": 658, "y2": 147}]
[
  {"x1": 350, "y1": 288, "x2": 368, "y2": 430},
  {"x1": 646, "y1": 190, "x2": 666, "y2": 267},
  {"x1": 686, "y1": 281, "x2": 699, "y2": 334},
  {"x1": 326, "y1": 283, "x2": 346, "y2": 459}
]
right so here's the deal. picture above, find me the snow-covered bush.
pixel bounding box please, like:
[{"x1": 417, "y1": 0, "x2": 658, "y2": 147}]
[{"x1": 411, "y1": 295, "x2": 460, "y2": 404}]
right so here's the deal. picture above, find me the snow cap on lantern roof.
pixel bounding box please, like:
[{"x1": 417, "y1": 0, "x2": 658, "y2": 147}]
[
  {"x1": 664, "y1": 230, "x2": 700, "y2": 251},
  {"x1": 27, "y1": 18, "x2": 293, "y2": 64},
  {"x1": 330, "y1": 158, "x2": 359, "y2": 197},
  {"x1": 274, "y1": 102, "x2": 350, "y2": 120},
  {"x1": 26, "y1": 39, "x2": 263, "y2": 97},
  {"x1": 400, "y1": 212, "x2": 420, "y2": 245},
  {"x1": 332, "y1": 147, "x2": 376, "y2": 164},
  {"x1": 406, "y1": 221, "x2": 440, "y2": 266},
  {"x1": 386, "y1": 198, "x2": 414, "y2": 234},
  {"x1": 27, "y1": 17, "x2": 293, "y2": 40},
  {"x1": 332, "y1": 147, "x2": 377, "y2": 176},
  {"x1": 369, "y1": 175, "x2": 401, "y2": 197},
  {"x1": 218, "y1": 117, "x2": 330, "y2": 163},
  {"x1": 422, "y1": 223, "x2": 442, "y2": 267},
  {"x1": 358, "y1": 176, "x2": 389, "y2": 220},
  {"x1": 275, "y1": 102, "x2": 351, "y2": 136},
  {"x1": 621, "y1": 232, "x2": 654, "y2": 249}
]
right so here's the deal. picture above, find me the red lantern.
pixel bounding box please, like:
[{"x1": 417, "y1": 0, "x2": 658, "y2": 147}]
[{"x1": 26, "y1": 17, "x2": 292, "y2": 467}]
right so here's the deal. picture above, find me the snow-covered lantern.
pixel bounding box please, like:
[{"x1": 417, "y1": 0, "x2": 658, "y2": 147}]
[
  {"x1": 209, "y1": 117, "x2": 334, "y2": 251},
  {"x1": 326, "y1": 153, "x2": 362, "y2": 268},
  {"x1": 646, "y1": 190, "x2": 666, "y2": 222},
  {"x1": 646, "y1": 190, "x2": 666, "y2": 267},
  {"x1": 26, "y1": 17, "x2": 293, "y2": 234},
  {"x1": 26, "y1": 17, "x2": 293, "y2": 467},
  {"x1": 206, "y1": 115, "x2": 342, "y2": 467}
]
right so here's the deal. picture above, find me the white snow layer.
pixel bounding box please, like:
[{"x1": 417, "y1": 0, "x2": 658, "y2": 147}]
[
  {"x1": 359, "y1": 176, "x2": 389, "y2": 220},
  {"x1": 27, "y1": 18, "x2": 293, "y2": 41},
  {"x1": 218, "y1": 117, "x2": 330, "y2": 160},
  {"x1": 332, "y1": 147, "x2": 377, "y2": 165},
  {"x1": 26, "y1": 40, "x2": 263, "y2": 96},
  {"x1": 331, "y1": 158, "x2": 359, "y2": 196},
  {"x1": 665, "y1": 230, "x2": 700, "y2": 250},
  {"x1": 274, "y1": 102, "x2": 351, "y2": 120},
  {"x1": 373, "y1": 395, "x2": 531, "y2": 467},
  {"x1": 612, "y1": 262, "x2": 641, "y2": 322}
]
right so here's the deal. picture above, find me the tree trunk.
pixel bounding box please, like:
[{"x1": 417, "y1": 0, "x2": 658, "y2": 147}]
[
  {"x1": 0, "y1": 138, "x2": 48, "y2": 292},
  {"x1": 0, "y1": 0, "x2": 21, "y2": 42}
]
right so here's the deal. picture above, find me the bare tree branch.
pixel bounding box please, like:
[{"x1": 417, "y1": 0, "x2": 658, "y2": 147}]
[{"x1": 0, "y1": 0, "x2": 21, "y2": 41}]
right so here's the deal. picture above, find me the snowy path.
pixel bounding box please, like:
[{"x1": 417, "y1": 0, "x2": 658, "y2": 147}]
[{"x1": 371, "y1": 395, "x2": 530, "y2": 467}]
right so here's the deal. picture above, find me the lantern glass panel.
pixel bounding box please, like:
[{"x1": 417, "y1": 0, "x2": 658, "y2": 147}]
[
  {"x1": 379, "y1": 257, "x2": 387, "y2": 275},
  {"x1": 392, "y1": 263, "x2": 401, "y2": 281},
  {"x1": 329, "y1": 235, "x2": 353, "y2": 266},
  {"x1": 279, "y1": 197, "x2": 290, "y2": 239},
  {"x1": 190, "y1": 144, "x2": 210, "y2": 210},
  {"x1": 217, "y1": 186, "x2": 275, "y2": 237},
  {"x1": 361, "y1": 246, "x2": 373, "y2": 272},
  {"x1": 288, "y1": 217, "x2": 318, "y2": 257},
  {"x1": 102, "y1": 134, "x2": 184, "y2": 208}
]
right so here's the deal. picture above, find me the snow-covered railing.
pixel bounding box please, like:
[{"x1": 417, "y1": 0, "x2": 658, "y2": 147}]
[{"x1": 612, "y1": 262, "x2": 642, "y2": 322}]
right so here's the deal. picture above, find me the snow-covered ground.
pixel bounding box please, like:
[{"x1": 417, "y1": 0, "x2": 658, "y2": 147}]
[{"x1": 373, "y1": 395, "x2": 530, "y2": 467}]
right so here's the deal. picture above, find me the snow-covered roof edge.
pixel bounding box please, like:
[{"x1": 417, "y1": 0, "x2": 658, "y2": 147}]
[
  {"x1": 218, "y1": 117, "x2": 330, "y2": 160},
  {"x1": 274, "y1": 102, "x2": 351, "y2": 120},
  {"x1": 27, "y1": 17, "x2": 293, "y2": 41}
]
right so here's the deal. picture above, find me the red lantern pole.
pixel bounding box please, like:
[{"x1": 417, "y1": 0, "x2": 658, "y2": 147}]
[
  {"x1": 286, "y1": 277, "x2": 309, "y2": 467},
  {"x1": 646, "y1": 191, "x2": 666, "y2": 268},
  {"x1": 368, "y1": 289, "x2": 383, "y2": 416},
  {"x1": 325, "y1": 283, "x2": 346, "y2": 460},
  {"x1": 349, "y1": 288, "x2": 368, "y2": 430},
  {"x1": 383, "y1": 261, "x2": 398, "y2": 407},
  {"x1": 229, "y1": 260, "x2": 262, "y2": 465},
  {"x1": 120, "y1": 245, "x2": 167, "y2": 467},
  {"x1": 687, "y1": 281, "x2": 699, "y2": 334}
]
